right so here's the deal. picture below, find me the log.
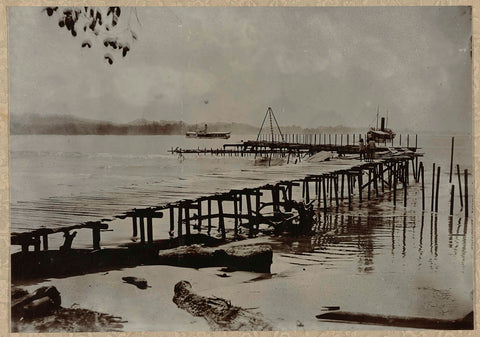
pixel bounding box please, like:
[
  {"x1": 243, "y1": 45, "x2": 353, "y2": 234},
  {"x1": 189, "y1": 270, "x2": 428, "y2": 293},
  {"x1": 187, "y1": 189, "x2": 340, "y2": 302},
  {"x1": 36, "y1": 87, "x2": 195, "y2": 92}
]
[
  {"x1": 12, "y1": 286, "x2": 61, "y2": 319},
  {"x1": 316, "y1": 311, "x2": 473, "y2": 330},
  {"x1": 157, "y1": 244, "x2": 272, "y2": 273},
  {"x1": 122, "y1": 276, "x2": 150, "y2": 289},
  {"x1": 173, "y1": 280, "x2": 272, "y2": 331}
]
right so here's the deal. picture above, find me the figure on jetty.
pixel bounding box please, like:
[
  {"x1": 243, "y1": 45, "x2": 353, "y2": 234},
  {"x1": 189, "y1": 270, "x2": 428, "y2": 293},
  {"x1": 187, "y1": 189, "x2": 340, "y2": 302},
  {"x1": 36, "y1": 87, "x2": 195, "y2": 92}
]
[
  {"x1": 367, "y1": 137, "x2": 376, "y2": 162},
  {"x1": 59, "y1": 230, "x2": 77, "y2": 251},
  {"x1": 359, "y1": 138, "x2": 366, "y2": 161}
]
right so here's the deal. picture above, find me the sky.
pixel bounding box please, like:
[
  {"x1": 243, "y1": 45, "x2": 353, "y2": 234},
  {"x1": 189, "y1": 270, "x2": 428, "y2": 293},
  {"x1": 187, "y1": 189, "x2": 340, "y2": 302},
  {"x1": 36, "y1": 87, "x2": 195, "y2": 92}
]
[{"x1": 8, "y1": 6, "x2": 472, "y2": 132}]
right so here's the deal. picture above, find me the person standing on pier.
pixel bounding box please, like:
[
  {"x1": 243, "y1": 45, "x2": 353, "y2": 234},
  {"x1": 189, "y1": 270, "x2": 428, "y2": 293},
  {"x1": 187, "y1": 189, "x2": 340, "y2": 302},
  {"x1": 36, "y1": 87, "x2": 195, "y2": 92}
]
[
  {"x1": 359, "y1": 138, "x2": 366, "y2": 161},
  {"x1": 367, "y1": 137, "x2": 376, "y2": 161}
]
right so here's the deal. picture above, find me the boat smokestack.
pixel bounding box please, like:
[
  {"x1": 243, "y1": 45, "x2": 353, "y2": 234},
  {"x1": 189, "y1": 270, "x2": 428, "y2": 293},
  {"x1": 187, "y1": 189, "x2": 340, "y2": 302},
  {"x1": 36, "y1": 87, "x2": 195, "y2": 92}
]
[
  {"x1": 381, "y1": 117, "x2": 385, "y2": 131},
  {"x1": 204, "y1": 124, "x2": 208, "y2": 132}
]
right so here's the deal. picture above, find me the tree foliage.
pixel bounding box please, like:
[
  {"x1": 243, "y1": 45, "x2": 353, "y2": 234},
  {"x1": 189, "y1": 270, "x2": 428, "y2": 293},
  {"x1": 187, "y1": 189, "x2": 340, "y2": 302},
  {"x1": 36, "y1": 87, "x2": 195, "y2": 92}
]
[{"x1": 43, "y1": 6, "x2": 139, "y2": 65}]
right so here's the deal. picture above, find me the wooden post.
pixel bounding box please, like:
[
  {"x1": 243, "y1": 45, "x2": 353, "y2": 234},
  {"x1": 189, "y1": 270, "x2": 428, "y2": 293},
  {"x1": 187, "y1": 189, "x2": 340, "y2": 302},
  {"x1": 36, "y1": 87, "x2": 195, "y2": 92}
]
[
  {"x1": 217, "y1": 199, "x2": 226, "y2": 240},
  {"x1": 464, "y1": 169, "x2": 468, "y2": 218},
  {"x1": 197, "y1": 200, "x2": 202, "y2": 231},
  {"x1": 420, "y1": 162, "x2": 425, "y2": 211},
  {"x1": 177, "y1": 205, "x2": 183, "y2": 237},
  {"x1": 94, "y1": 228, "x2": 105, "y2": 250},
  {"x1": 329, "y1": 177, "x2": 333, "y2": 204},
  {"x1": 334, "y1": 175, "x2": 339, "y2": 207},
  {"x1": 380, "y1": 164, "x2": 384, "y2": 193},
  {"x1": 407, "y1": 134, "x2": 410, "y2": 147},
  {"x1": 449, "y1": 137, "x2": 454, "y2": 183},
  {"x1": 341, "y1": 173, "x2": 345, "y2": 200},
  {"x1": 367, "y1": 169, "x2": 371, "y2": 200},
  {"x1": 207, "y1": 199, "x2": 212, "y2": 235},
  {"x1": 246, "y1": 194, "x2": 254, "y2": 238},
  {"x1": 169, "y1": 207, "x2": 175, "y2": 238},
  {"x1": 374, "y1": 166, "x2": 379, "y2": 197},
  {"x1": 139, "y1": 217, "x2": 145, "y2": 244},
  {"x1": 456, "y1": 164, "x2": 463, "y2": 208},
  {"x1": 449, "y1": 184, "x2": 455, "y2": 216},
  {"x1": 132, "y1": 216, "x2": 138, "y2": 237},
  {"x1": 431, "y1": 163, "x2": 436, "y2": 212},
  {"x1": 435, "y1": 166, "x2": 441, "y2": 213},
  {"x1": 322, "y1": 177, "x2": 328, "y2": 214},
  {"x1": 393, "y1": 165, "x2": 397, "y2": 206},
  {"x1": 185, "y1": 204, "x2": 191, "y2": 235},
  {"x1": 147, "y1": 216, "x2": 153, "y2": 245},
  {"x1": 233, "y1": 194, "x2": 239, "y2": 237},
  {"x1": 403, "y1": 163, "x2": 408, "y2": 207},
  {"x1": 42, "y1": 233, "x2": 48, "y2": 251},
  {"x1": 305, "y1": 180, "x2": 310, "y2": 204},
  {"x1": 347, "y1": 174, "x2": 352, "y2": 204},
  {"x1": 415, "y1": 134, "x2": 418, "y2": 149}
]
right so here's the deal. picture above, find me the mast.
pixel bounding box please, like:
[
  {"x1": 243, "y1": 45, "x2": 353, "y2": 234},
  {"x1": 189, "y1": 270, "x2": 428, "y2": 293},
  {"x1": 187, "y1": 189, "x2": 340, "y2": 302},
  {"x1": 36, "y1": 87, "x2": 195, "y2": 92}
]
[{"x1": 376, "y1": 105, "x2": 379, "y2": 130}]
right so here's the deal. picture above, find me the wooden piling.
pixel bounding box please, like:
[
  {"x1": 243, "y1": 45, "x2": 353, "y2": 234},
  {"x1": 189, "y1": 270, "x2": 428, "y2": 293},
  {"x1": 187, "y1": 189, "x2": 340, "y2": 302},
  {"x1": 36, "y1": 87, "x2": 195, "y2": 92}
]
[
  {"x1": 217, "y1": 199, "x2": 226, "y2": 240},
  {"x1": 464, "y1": 169, "x2": 468, "y2": 218},
  {"x1": 185, "y1": 204, "x2": 191, "y2": 235},
  {"x1": 139, "y1": 217, "x2": 145, "y2": 244},
  {"x1": 169, "y1": 207, "x2": 175, "y2": 237},
  {"x1": 132, "y1": 216, "x2": 138, "y2": 237},
  {"x1": 431, "y1": 163, "x2": 436, "y2": 212},
  {"x1": 449, "y1": 137, "x2": 454, "y2": 183},
  {"x1": 322, "y1": 177, "x2": 328, "y2": 214},
  {"x1": 147, "y1": 216, "x2": 153, "y2": 245},
  {"x1": 42, "y1": 234, "x2": 48, "y2": 251},
  {"x1": 456, "y1": 164, "x2": 463, "y2": 208},
  {"x1": 207, "y1": 199, "x2": 212, "y2": 235},
  {"x1": 435, "y1": 166, "x2": 441, "y2": 213},
  {"x1": 420, "y1": 162, "x2": 425, "y2": 211},
  {"x1": 449, "y1": 184, "x2": 455, "y2": 216},
  {"x1": 246, "y1": 194, "x2": 254, "y2": 238},
  {"x1": 177, "y1": 206, "x2": 183, "y2": 237},
  {"x1": 403, "y1": 163, "x2": 407, "y2": 207},
  {"x1": 233, "y1": 194, "x2": 239, "y2": 237}
]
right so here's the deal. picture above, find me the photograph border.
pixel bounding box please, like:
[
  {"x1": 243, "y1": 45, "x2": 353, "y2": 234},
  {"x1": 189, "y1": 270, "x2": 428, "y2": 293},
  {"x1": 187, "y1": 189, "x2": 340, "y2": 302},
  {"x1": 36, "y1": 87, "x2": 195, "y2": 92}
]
[{"x1": 0, "y1": 0, "x2": 478, "y2": 336}]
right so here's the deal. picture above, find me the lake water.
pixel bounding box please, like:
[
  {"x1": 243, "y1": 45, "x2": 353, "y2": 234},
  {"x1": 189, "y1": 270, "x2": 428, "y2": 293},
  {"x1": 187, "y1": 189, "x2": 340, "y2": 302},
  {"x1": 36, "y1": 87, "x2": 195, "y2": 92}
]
[{"x1": 10, "y1": 133, "x2": 474, "y2": 331}]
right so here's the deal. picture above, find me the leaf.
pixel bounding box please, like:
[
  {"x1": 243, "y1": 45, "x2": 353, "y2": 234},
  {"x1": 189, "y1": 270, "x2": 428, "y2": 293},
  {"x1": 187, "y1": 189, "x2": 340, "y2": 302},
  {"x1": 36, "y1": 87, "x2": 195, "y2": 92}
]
[{"x1": 104, "y1": 54, "x2": 113, "y2": 65}]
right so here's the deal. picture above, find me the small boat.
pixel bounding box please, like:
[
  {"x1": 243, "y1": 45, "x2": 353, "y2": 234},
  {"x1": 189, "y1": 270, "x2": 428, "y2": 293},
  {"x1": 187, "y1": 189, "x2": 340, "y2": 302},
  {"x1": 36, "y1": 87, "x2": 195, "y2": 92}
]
[
  {"x1": 186, "y1": 124, "x2": 231, "y2": 139},
  {"x1": 366, "y1": 108, "x2": 396, "y2": 142}
]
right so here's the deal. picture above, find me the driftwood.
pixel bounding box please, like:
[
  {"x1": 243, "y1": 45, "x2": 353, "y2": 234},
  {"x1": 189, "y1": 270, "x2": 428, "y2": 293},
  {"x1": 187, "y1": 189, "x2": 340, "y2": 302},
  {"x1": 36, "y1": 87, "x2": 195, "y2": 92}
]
[
  {"x1": 157, "y1": 244, "x2": 272, "y2": 273},
  {"x1": 12, "y1": 286, "x2": 61, "y2": 319},
  {"x1": 11, "y1": 286, "x2": 126, "y2": 332},
  {"x1": 122, "y1": 276, "x2": 150, "y2": 289},
  {"x1": 173, "y1": 280, "x2": 272, "y2": 331},
  {"x1": 316, "y1": 311, "x2": 474, "y2": 330}
]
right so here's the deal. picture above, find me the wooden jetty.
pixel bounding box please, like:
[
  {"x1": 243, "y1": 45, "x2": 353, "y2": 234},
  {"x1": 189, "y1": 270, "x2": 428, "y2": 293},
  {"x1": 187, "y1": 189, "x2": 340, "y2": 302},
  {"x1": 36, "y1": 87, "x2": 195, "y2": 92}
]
[
  {"x1": 11, "y1": 150, "x2": 423, "y2": 280},
  {"x1": 170, "y1": 137, "x2": 418, "y2": 157}
]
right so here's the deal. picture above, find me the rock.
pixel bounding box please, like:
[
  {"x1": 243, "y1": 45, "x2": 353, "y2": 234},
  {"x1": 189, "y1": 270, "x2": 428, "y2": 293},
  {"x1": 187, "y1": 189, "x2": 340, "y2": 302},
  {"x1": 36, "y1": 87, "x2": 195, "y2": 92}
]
[
  {"x1": 157, "y1": 244, "x2": 273, "y2": 273},
  {"x1": 122, "y1": 276, "x2": 149, "y2": 289},
  {"x1": 173, "y1": 280, "x2": 272, "y2": 331}
]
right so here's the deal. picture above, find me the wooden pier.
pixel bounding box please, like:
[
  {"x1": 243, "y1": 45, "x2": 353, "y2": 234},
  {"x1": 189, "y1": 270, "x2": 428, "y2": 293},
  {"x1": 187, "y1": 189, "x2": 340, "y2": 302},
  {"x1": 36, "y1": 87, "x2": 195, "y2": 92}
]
[
  {"x1": 11, "y1": 153, "x2": 422, "y2": 256},
  {"x1": 170, "y1": 138, "x2": 419, "y2": 158}
]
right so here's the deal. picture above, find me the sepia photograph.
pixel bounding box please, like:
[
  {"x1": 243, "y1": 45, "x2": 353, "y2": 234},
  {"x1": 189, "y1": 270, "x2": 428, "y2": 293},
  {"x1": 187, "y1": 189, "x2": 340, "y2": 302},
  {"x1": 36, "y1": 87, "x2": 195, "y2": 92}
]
[{"x1": 8, "y1": 5, "x2": 473, "y2": 332}]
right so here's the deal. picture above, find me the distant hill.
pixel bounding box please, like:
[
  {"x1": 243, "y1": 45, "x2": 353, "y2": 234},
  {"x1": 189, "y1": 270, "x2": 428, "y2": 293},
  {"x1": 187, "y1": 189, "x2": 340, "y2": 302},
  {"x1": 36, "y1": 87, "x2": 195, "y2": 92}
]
[{"x1": 10, "y1": 113, "x2": 369, "y2": 135}]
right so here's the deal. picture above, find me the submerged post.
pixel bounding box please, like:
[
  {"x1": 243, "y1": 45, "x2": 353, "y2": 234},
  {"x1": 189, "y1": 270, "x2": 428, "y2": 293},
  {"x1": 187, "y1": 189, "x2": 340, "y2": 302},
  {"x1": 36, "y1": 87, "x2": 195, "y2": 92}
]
[
  {"x1": 431, "y1": 163, "x2": 436, "y2": 212},
  {"x1": 435, "y1": 166, "x2": 441, "y2": 213},
  {"x1": 464, "y1": 169, "x2": 468, "y2": 218},
  {"x1": 456, "y1": 164, "x2": 463, "y2": 208},
  {"x1": 449, "y1": 184, "x2": 455, "y2": 216},
  {"x1": 449, "y1": 137, "x2": 454, "y2": 183},
  {"x1": 420, "y1": 162, "x2": 425, "y2": 211}
]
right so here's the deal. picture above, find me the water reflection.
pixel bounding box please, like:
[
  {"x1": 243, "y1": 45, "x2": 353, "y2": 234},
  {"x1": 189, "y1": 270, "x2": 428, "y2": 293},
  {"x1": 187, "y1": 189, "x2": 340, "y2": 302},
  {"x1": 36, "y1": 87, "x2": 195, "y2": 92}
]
[{"x1": 271, "y1": 207, "x2": 471, "y2": 277}]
